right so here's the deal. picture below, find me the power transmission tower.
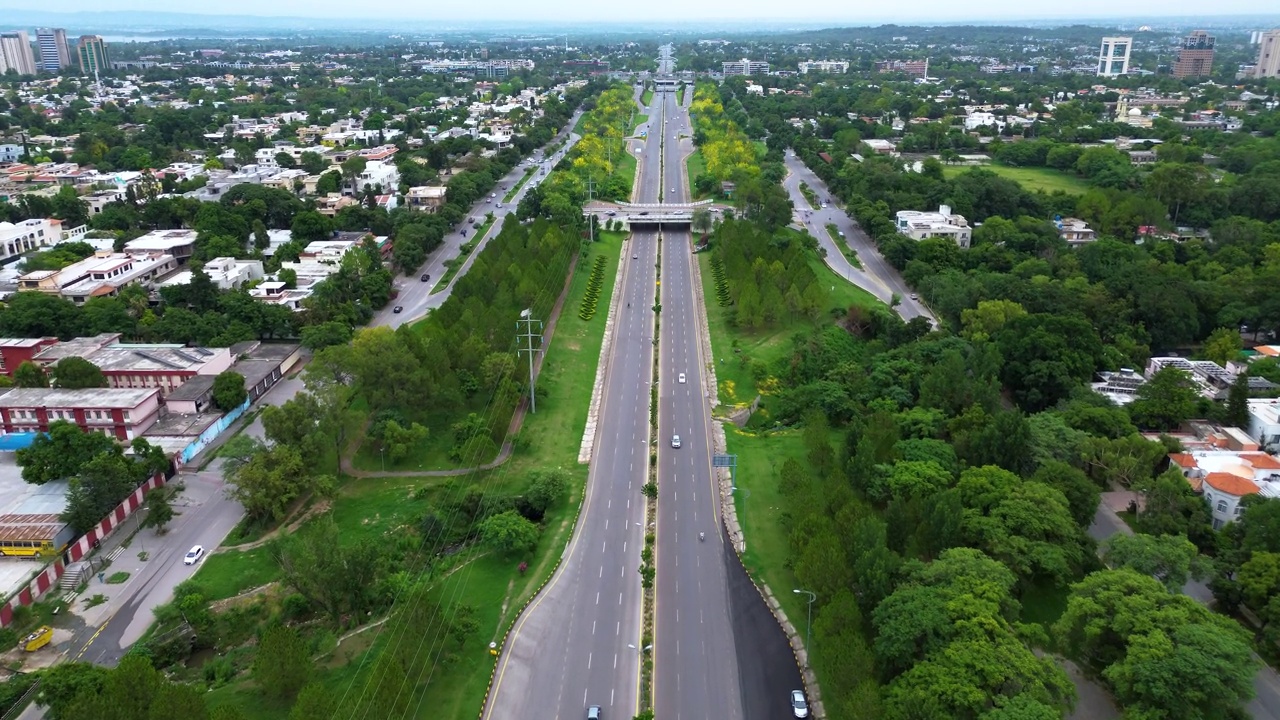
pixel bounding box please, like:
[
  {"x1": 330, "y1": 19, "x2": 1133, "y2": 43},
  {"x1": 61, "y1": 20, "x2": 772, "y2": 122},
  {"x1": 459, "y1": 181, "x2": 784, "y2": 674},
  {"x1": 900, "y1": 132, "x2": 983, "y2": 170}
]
[{"x1": 516, "y1": 309, "x2": 544, "y2": 414}]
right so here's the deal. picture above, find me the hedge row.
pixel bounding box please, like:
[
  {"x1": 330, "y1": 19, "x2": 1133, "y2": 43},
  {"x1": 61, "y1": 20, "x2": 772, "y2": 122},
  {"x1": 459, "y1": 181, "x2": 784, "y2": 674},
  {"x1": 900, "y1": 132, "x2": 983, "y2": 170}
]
[
  {"x1": 578, "y1": 256, "x2": 609, "y2": 320},
  {"x1": 710, "y1": 257, "x2": 731, "y2": 307}
]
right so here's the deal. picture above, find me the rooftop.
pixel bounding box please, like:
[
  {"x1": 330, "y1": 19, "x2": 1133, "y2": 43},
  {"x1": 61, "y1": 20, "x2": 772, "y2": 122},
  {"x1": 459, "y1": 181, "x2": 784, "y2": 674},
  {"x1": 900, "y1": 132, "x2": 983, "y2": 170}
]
[
  {"x1": 0, "y1": 387, "x2": 159, "y2": 409},
  {"x1": 123, "y1": 229, "x2": 199, "y2": 251},
  {"x1": 83, "y1": 344, "x2": 223, "y2": 373}
]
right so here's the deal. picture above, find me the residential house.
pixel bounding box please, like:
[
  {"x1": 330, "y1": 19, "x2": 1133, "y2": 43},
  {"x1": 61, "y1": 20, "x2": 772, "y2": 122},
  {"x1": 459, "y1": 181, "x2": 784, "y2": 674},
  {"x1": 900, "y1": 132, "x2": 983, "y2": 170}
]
[
  {"x1": 406, "y1": 186, "x2": 448, "y2": 213},
  {"x1": 1056, "y1": 217, "x2": 1097, "y2": 244},
  {"x1": 1168, "y1": 450, "x2": 1280, "y2": 528},
  {"x1": 894, "y1": 205, "x2": 972, "y2": 248},
  {"x1": 17, "y1": 251, "x2": 177, "y2": 304},
  {"x1": 157, "y1": 256, "x2": 263, "y2": 290}
]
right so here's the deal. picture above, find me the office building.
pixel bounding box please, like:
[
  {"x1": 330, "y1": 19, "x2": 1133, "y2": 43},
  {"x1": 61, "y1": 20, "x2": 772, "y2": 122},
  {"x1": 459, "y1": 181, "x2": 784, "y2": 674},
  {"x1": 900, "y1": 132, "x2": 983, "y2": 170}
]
[
  {"x1": 35, "y1": 28, "x2": 70, "y2": 72},
  {"x1": 1098, "y1": 36, "x2": 1132, "y2": 77},
  {"x1": 722, "y1": 58, "x2": 769, "y2": 76},
  {"x1": 1172, "y1": 30, "x2": 1215, "y2": 79},
  {"x1": 1255, "y1": 29, "x2": 1280, "y2": 79},
  {"x1": 0, "y1": 32, "x2": 37, "y2": 76},
  {"x1": 76, "y1": 35, "x2": 108, "y2": 75},
  {"x1": 798, "y1": 60, "x2": 849, "y2": 74},
  {"x1": 875, "y1": 59, "x2": 930, "y2": 78}
]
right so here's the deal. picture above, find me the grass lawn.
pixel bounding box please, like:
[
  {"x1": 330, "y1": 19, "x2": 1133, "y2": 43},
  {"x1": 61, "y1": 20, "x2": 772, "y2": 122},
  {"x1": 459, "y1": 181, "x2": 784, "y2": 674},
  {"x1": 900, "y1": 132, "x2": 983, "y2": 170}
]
[
  {"x1": 191, "y1": 546, "x2": 281, "y2": 601},
  {"x1": 629, "y1": 113, "x2": 649, "y2": 136},
  {"x1": 814, "y1": 255, "x2": 879, "y2": 311},
  {"x1": 825, "y1": 223, "x2": 862, "y2": 269},
  {"x1": 942, "y1": 164, "x2": 1090, "y2": 195},
  {"x1": 641, "y1": 88, "x2": 653, "y2": 106},
  {"x1": 615, "y1": 147, "x2": 637, "y2": 199},
  {"x1": 686, "y1": 150, "x2": 708, "y2": 200},
  {"x1": 503, "y1": 168, "x2": 534, "y2": 203}
]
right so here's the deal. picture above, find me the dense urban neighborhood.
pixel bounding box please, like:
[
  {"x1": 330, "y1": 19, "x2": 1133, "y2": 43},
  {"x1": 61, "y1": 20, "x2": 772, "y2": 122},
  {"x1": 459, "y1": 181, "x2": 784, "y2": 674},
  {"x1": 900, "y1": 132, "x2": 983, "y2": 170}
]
[{"x1": 0, "y1": 14, "x2": 1278, "y2": 720}]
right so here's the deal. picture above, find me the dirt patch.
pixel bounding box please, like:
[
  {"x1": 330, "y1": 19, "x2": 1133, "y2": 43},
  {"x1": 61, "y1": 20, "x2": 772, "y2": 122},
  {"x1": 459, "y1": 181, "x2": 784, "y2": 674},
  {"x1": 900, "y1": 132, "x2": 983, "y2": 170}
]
[{"x1": 209, "y1": 583, "x2": 282, "y2": 613}]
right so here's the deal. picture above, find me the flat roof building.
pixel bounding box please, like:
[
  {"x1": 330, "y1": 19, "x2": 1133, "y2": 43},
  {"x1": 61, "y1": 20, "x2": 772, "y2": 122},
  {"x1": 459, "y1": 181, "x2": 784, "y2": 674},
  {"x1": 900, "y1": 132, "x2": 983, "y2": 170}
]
[
  {"x1": 0, "y1": 387, "x2": 162, "y2": 440},
  {"x1": 17, "y1": 252, "x2": 178, "y2": 304},
  {"x1": 1173, "y1": 30, "x2": 1215, "y2": 79},
  {"x1": 722, "y1": 59, "x2": 769, "y2": 76},
  {"x1": 798, "y1": 61, "x2": 848, "y2": 74},
  {"x1": 895, "y1": 204, "x2": 972, "y2": 249},
  {"x1": 124, "y1": 229, "x2": 198, "y2": 264},
  {"x1": 1254, "y1": 29, "x2": 1280, "y2": 79}
]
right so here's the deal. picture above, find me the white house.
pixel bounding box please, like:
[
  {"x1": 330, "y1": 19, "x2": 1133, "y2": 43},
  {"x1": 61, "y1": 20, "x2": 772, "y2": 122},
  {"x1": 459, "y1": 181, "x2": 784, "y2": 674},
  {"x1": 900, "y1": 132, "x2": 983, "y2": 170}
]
[
  {"x1": 352, "y1": 160, "x2": 399, "y2": 193},
  {"x1": 158, "y1": 256, "x2": 264, "y2": 290},
  {"x1": 1169, "y1": 450, "x2": 1280, "y2": 528},
  {"x1": 895, "y1": 205, "x2": 972, "y2": 248}
]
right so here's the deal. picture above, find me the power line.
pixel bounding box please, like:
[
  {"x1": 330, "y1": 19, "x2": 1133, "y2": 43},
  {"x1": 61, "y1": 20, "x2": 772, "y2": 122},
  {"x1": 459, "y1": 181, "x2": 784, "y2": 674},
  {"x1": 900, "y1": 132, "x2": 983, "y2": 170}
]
[{"x1": 516, "y1": 309, "x2": 544, "y2": 415}]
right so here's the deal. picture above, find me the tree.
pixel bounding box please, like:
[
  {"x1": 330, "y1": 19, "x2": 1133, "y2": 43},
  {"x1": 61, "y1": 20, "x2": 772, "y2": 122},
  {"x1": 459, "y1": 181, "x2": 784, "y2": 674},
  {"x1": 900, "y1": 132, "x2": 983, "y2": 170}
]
[
  {"x1": 273, "y1": 151, "x2": 296, "y2": 169},
  {"x1": 299, "y1": 151, "x2": 327, "y2": 176},
  {"x1": 1203, "y1": 327, "x2": 1243, "y2": 367},
  {"x1": 289, "y1": 684, "x2": 337, "y2": 720},
  {"x1": 299, "y1": 321, "x2": 353, "y2": 351},
  {"x1": 272, "y1": 514, "x2": 381, "y2": 624},
  {"x1": 479, "y1": 510, "x2": 540, "y2": 555},
  {"x1": 211, "y1": 371, "x2": 248, "y2": 411},
  {"x1": 16, "y1": 421, "x2": 119, "y2": 485},
  {"x1": 525, "y1": 467, "x2": 570, "y2": 516},
  {"x1": 1226, "y1": 373, "x2": 1251, "y2": 429},
  {"x1": 1056, "y1": 568, "x2": 1257, "y2": 718},
  {"x1": 225, "y1": 444, "x2": 318, "y2": 524},
  {"x1": 252, "y1": 625, "x2": 312, "y2": 702},
  {"x1": 50, "y1": 357, "x2": 106, "y2": 389},
  {"x1": 140, "y1": 488, "x2": 175, "y2": 534},
  {"x1": 315, "y1": 170, "x2": 342, "y2": 196},
  {"x1": 1130, "y1": 366, "x2": 1199, "y2": 431},
  {"x1": 291, "y1": 209, "x2": 332, "y2": 243},
  {"x1": 341, "y1": 156, "x2": 368, "y2": 187},
  {"x1": 62, "y1": 452, "x2": 149, "y2": 534},
  {"x1": 1102, "y1": 532, "x2": 1208, "y2": 593},
  {"x1": 691, "y1": 207, "x2": 713, "y2": 237},
  {"x1": 36, "y1": 662, "x2": 108, "y2": 720},
  {"x1": 13, "y1": 360, "x2": 48, "y2": 387}
]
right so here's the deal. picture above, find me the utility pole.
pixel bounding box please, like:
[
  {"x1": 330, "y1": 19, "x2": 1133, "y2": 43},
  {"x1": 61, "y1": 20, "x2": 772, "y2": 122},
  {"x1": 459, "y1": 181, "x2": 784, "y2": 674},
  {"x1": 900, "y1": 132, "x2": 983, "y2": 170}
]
[
  {"x1": 517, "y1": 309, "x2": 543, "y2": 414},
  {"x1": 585, "y1": 175, "x2": 597, "y2": 243}
]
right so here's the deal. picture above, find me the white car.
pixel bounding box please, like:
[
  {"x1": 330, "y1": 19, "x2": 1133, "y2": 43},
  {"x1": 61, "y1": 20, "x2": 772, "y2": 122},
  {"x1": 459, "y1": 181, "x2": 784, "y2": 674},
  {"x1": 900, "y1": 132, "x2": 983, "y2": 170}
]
[
  {"x1": 791, "y1": 690, "x2": 809, "y2": 718},
  {"x1": 678, "y1": 373, "x2": 686, "y2": 384},
  {"x1": 183, "y1": 545, "x2": 205, "y2": 565},
  {"x1": 671, "y1": 435, "x2": 681, "y2": 449}
]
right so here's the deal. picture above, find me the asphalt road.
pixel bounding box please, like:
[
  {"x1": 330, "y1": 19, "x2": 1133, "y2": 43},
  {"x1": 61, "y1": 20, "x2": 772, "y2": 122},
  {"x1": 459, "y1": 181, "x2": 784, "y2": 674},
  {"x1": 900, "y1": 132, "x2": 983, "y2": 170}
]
[
  {"x1": 380, "y1": 110, "x2": 584, "y2": 330},
  {"x1": 781, "y1": 151, "x2": 938, "y2": 326},
  {"x1": 483, "y1": 91, "x2": 655, "y2": 720},
  {"x1": 652, "y1": 52, "x2": 802, "y2": 720}
]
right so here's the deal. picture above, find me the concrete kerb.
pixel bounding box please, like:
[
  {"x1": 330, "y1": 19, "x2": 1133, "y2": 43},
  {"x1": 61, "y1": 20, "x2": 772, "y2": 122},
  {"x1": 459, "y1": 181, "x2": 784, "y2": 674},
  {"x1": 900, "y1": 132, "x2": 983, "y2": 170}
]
[
  {"x1": 690, "y1": 248, "x2": 828, "y2": 718},
  {"x1": 477, "y1": 490, "x2": 588, "y2": 720},
  {"x1": 578, "y1": 237, "x2": 631, "y2": 464}
]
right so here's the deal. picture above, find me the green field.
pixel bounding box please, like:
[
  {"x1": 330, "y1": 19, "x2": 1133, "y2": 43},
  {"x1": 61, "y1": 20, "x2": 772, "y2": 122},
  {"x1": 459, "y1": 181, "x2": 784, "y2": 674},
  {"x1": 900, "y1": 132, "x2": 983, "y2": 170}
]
[
  {"x1": 641, "y1": 88, "x2": 653, "y2": 106},
  {"x1": 629, "y1": 113, "x2": 649, "y2": 136},
  {"x1": 942, "y1": 164, "x2": 1090, "y2": 195},
  {"x1": 207, "y1": 232, "x2": 629, "y2": 720}
]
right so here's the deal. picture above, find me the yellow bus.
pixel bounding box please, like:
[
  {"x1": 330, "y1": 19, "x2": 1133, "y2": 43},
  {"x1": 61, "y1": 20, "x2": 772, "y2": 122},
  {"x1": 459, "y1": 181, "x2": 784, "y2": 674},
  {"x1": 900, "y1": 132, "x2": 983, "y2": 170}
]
[{"x1": 0, "y1": 514, "x2": 74, "y2": 559}]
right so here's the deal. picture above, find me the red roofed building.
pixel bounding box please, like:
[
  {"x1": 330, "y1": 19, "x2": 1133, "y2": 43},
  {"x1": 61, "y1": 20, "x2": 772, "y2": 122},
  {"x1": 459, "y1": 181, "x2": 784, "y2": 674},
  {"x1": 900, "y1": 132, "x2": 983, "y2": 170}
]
[{"x1": 1168, "y1": 449, "x2": 1280, "y2": 528}]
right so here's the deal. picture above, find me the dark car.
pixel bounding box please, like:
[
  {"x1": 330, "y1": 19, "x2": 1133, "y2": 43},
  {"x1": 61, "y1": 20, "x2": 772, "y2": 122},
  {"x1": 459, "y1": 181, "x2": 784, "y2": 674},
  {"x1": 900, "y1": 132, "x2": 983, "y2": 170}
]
[
  {"x1": 392, "y1": 306, "x2": 404, "y2": 314},
  {"x1": 420, "y1": 273, "x2": 430, "y2": 282}
]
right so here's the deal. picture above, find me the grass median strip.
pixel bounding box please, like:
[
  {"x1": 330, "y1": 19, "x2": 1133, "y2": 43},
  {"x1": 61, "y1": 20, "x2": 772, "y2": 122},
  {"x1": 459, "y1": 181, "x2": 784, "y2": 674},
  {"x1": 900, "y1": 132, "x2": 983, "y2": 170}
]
[
  {"x1": 825, "y1": 223, "x2": 862, "y2": 268},
  {"x1": 503, "y1": 168, "x2": 535, "y2": 203}
]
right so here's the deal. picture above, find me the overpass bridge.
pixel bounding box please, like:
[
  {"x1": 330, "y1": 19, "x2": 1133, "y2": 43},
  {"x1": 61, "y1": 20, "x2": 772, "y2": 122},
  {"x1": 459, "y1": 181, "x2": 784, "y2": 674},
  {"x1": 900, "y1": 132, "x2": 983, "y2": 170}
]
[{"x1": 584, "y1": 200, "x2": 731, "y2": 229}]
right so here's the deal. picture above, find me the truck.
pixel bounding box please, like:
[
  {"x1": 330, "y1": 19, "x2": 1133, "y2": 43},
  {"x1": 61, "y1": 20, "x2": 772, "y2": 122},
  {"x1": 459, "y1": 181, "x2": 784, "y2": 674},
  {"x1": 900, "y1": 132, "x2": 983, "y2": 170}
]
[{"x1": 23, "y1": 626, "x2": 53, "y2": 652}]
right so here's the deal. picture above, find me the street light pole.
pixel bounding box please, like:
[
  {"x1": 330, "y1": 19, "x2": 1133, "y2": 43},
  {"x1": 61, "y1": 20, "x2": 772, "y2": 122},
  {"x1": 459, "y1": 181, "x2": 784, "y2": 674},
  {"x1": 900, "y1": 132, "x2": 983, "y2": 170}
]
[{"x1": 793, "y1": 588, "x2": 816, "y2": 658}]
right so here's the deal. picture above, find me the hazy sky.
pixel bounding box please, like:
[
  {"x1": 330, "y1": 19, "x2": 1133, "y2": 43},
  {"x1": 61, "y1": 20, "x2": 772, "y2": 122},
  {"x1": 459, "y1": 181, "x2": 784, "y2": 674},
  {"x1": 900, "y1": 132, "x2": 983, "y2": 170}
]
[{"x1": 0, "y1": 0, "x2": 1271, "y2": 23}]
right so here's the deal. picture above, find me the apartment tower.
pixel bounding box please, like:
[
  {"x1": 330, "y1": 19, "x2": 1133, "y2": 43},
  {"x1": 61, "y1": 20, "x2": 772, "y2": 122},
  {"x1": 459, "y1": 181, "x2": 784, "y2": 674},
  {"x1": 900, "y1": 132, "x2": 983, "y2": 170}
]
[
  {"x1": 1256, "y1": 29, "x2": 1280, "y2": 78},
  {"x1": 0, "y1": 31, "x2": 37, "y2": 76},
  {"x1": 36, "y1": 28, "x2": 71, "y2": 72},
  {"x1": 1172, "y1": 30, "x2": 1215, "y2": 79}
]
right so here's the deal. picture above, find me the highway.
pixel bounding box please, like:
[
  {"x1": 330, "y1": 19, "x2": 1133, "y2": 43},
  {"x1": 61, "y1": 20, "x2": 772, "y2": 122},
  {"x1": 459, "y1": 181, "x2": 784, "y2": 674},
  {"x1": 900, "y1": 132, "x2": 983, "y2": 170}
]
[
  {"x1": 653, "y1": 47, "x2": 803, "y2": 720},
  {"x1": 483, "y1": 83, "x2": 656, "y2": 720},
  {"x1": 781, "y1": 150, "x2": 938, "y2": 325}
]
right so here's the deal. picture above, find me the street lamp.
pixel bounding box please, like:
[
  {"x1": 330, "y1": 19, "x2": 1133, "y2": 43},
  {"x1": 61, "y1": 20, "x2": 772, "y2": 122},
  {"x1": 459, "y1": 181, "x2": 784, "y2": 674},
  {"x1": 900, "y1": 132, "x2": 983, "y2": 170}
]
[{"x1": 793, "y1": 589, "x2": 816, "y2": 658}]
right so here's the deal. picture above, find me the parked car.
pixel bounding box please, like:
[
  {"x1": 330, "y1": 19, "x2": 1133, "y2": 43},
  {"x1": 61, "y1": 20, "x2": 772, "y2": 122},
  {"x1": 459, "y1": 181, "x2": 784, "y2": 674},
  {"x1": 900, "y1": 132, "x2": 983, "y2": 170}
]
[{"x1": 183, "y1": 546, "x2": 204, "y2": 565}]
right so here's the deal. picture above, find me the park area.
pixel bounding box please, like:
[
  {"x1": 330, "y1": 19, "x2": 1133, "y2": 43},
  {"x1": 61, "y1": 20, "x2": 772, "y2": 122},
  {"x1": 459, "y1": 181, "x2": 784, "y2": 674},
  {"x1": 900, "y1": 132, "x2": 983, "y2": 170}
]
[{"x1": 943, "y1": 164, "x2": 1090, "y2": 195}]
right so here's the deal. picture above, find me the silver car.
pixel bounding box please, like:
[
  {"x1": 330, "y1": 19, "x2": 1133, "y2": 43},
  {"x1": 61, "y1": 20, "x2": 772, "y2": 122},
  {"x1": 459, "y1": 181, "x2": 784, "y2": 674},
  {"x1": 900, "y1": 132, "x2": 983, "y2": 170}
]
[{"x1": 791, "y1": 690, "x2": 809, "y2": 718}]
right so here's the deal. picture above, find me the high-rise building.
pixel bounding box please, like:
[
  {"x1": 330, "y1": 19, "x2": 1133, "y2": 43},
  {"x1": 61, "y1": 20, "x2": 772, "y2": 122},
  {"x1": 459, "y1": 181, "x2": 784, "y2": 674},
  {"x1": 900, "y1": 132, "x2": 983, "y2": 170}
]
[
  {"x1": 1255, "y1": 29, "x2": 1280, "y2": 78},
  {"x1": 0, "y1": 31, "x2": 37, "y2": 76},
  {"x1": 76, "y1": 35, "x2": 108, "y2": 75},
  {"x1": 36, "y1": 28, "x2": 71, "y2": 72},
  {"x1": 798, "y1": 60, "x2": 850, "y2": 74},
  {"x1": 1172, "y1": 30, "x2": 1215, "y2": 79},
  {"x1": 722, "y1": 58, "x2": 769, "y2": 76},
  {"x1": 1098, "y1": 36, "x2": 1132, "y2": 77}
]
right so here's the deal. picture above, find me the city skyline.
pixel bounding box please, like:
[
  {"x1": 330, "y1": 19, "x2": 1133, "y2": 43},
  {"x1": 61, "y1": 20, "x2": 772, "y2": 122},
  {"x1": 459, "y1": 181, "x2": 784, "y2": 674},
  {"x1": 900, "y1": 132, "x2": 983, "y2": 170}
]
[{"x1": 0, "y1": 1, "x2": 1278, "y2": 25}]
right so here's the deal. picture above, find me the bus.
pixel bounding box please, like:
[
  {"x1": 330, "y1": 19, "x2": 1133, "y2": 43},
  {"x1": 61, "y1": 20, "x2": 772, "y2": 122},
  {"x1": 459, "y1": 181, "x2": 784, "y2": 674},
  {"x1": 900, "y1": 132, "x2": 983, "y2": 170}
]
[{"x1": 0, "y1": 514, "x2": 74, "y2": 559}]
